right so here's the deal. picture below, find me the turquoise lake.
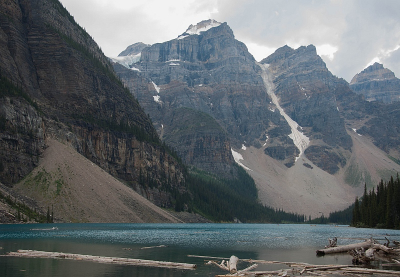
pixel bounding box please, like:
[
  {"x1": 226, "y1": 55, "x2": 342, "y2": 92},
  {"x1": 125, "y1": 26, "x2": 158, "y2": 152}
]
[{"x1": 1, "y1": 223, "x2": 400, "y2": 276}]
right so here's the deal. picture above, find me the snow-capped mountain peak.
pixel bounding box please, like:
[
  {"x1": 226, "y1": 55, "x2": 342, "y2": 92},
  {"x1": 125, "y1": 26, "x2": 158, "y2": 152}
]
[{"x1": 178, "y1": 19, "x2": 221, "y2": 39}]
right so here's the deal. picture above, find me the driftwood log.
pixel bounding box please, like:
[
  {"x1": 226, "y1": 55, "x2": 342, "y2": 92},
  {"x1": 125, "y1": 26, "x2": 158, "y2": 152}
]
[
  {"x1": 317, "y1": 239, "x2": 374, "y2": 255},
  {"x1": 5, "y1": 250, "x2": 196, "y2": 270},
  {"x1": 193, "y1": 253, "x2": 400, "y2": 276},
  {"x1": 317, "y1": 239, "x2": 393, "y2": 255}
]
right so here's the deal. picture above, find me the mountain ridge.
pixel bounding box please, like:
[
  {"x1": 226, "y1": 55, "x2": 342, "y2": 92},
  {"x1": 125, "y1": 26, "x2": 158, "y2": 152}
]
[{"x1": 114, "y1": 20, "x2": 400, "y2": 217}]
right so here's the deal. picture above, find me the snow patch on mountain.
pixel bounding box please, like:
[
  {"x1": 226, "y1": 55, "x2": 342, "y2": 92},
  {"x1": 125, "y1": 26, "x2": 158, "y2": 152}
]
[
  {"x1": 152, "y1": 81, "x2": 160, "y2": 94},
  {"x1": 177, "y1": 19, "x2": 221, "y2": 39},
  {"x1": 259, "y1": 63, "x2": 310, "y2": 161},
  {"x1": 153, "y1": 95, "x2": 161, "y2": 103},
  {"x1": 110, "y1": 53, "x2": 141, "y2": 69},
  {"x1": 231, "y1": 149, "x2": 252, "y2": 171}
]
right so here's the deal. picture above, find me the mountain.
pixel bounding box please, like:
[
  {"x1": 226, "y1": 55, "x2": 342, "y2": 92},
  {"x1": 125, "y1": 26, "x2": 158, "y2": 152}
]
[
  {"x1": 110, "y1": 42, "x2": 149, "y2": 69},
  {"x1": 350, "y1": 62, "x2": 400, "y2": 103},
  {"x1": 114, "y1": 20, "x2": 400, "y2": 217},
  {"x1": 0, "y1": 0, "x2": 188, "y2": 222},
  {"x1": 114, "y1": 19, "x2": 275, "y2": 178}
]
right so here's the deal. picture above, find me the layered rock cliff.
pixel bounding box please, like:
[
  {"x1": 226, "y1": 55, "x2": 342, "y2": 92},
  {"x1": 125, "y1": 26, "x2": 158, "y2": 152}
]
[
  {"x1": 114, "y1": 20, "x2": 277, "y2": 177},
  {"x1": 0, "y1": 0, "x2": 186, "y2": 216},
  {"x1": 350, "y1": 62, "x2": 400, "y2": 103},
  {"x1": 162, "y1": 107, "x2": 236, "y2": 178}
]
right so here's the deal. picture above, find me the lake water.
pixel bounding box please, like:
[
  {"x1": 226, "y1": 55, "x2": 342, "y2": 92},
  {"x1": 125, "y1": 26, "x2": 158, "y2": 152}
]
[{"x1": 1, "y1": 223, "x2": 400, "y2": 276}]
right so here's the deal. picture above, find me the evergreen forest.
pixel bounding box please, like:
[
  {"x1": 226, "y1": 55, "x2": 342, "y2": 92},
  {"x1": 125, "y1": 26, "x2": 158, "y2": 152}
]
[
  {"x1": 186, "y1": 166, "x2": 307, "y2": 223},
  {"x1": 352, "y1": 175, "x2": 400, "y2": 229}
]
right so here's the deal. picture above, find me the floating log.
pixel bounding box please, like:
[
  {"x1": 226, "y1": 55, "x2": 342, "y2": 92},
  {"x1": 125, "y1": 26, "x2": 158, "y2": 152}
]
[
  {"x1": 140, "y1": 245, "x2": 166, "y2": 250},
  {"x1": 6, "y1": 250, "x2": 196, "y2": 270}
]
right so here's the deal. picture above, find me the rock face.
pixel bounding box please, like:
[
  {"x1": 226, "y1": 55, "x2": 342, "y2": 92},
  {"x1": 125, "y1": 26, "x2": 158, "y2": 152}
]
[
  {"x1": 261, "y1": 45, "x2": 352, "y2": 173},
  {"x1": 350, "y1": 62, "x2": 400, "y2": 103},
  {"x1": 162, "y1": 107, "x2": 236, "y2": 178},
  {"x1": 115, "y1": 20, "x2": 276, "y2": 177},
  {"x1": 0, "y1": 0, "x2": 186, "y2": 212}
]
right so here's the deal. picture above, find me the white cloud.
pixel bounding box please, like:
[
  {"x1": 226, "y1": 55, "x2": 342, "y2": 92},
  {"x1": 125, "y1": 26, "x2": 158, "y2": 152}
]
[
  {"x1": 244, "y1": 42, "x2": 276, "y2": 61},
  {"x1": 316, "y1": 44, "x2": 338, "y2": 61}
]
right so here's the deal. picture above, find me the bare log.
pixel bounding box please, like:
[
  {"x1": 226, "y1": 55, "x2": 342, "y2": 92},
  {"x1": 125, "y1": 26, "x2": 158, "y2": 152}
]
[
  {"x1": 206, "y1": 260, "x2": 229, "y2": 271},
  {"x1": 228, "y1": 255, "x2": 239, "y2": 274},
  {"x1": 316, "y1": 240, "x2": 372, "y2": 255},
  {"x1": 140, "y1": 245, "x2": 166, "y2": 250},
  {"x1": 343, "y1": 267, "x2": 400, "y2": 275},
  {"x1": 6, "y1": 250, "x2": 196, "y2": 270},
  {"x1": 372, "y1": 243, "x2": 394, "y2": 253},
  {"x1": 236, "y1": 263, "x2": 258, "y2": 274}
]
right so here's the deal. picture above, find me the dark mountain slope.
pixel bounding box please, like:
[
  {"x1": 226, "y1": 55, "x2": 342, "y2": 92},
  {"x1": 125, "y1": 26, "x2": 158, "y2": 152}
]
[{"x1": 0, "y1": 0, "x2": 186, "y2": 219}]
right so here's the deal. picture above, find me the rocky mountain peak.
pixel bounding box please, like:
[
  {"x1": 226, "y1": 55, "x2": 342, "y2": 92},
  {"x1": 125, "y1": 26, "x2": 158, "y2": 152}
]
[
  {"x1": 349, "y1": 62, "x2": 400, "y2": 103},
  {"x1": 261, "y1": 44, "x2": 320, "y2": 67},
  {"x1": 350, "y1": 62, "x2": 396, "y2": 84},
  {"x1": 118, "y1": 42, "x2": 150, "y2": 57},
  {"x1": 178, "y1": 19, "x2": 222, "y2": 38}
]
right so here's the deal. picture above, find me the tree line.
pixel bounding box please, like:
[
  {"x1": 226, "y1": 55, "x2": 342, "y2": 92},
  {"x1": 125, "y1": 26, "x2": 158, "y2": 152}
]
[
  {"x1": 352, "y1": 175, "x2": 400, "y2": 229},
  {"x1": 186, "y1": 166, "x2": 307, "y2": 223}
]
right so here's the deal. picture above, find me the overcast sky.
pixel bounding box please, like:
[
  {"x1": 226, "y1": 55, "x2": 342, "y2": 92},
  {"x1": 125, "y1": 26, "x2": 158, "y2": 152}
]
[{"x1": 59, "y1": 0, "x2": 400, "y2": 82}]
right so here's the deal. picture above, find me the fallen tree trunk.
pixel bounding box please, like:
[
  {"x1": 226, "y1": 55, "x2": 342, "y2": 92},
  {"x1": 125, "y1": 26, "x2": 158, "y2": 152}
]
[
  {"x1": 316, "y1": 240, "x2": 373, "y2": 255},
  {"x1": 5, "y1": 250, "x2": 196, "y2": 270},
  {"x1": 228, "y1": 255, "x2": 238, "y2": 274}
]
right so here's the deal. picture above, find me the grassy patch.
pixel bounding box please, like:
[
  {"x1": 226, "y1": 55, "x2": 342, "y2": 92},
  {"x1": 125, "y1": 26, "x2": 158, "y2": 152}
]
[{"x1": 344, "y1": 163, "x2": 363, "y2": 187}]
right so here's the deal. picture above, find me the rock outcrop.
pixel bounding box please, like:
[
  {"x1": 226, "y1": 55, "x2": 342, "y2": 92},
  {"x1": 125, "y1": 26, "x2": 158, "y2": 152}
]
[{"x1": 350, "y1": 62, "x2": 400, "y2": 103}]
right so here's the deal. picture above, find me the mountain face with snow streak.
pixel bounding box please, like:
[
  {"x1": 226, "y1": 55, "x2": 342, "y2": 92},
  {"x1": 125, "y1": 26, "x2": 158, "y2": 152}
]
[
  {"x1": 113, "y1": 20, "x2": 400, "y2": 217},
  {"x1": 350, "y1": 62, "x2": 400, "y2": 104},
  {"x1": 261, "y1": 45, "x2": 352, "y2": 174},
  {"x1": 114, "y1": 20, "x2": 274, "y2": 178}
]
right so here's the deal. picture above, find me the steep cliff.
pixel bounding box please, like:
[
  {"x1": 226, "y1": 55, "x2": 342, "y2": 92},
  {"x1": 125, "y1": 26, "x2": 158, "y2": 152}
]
[
  {"x1": 162, "y1": 107, "x2": 236, "y2": 178},
  {"x1": 261, "y1": 45, "x2": 352, "y2": 173},
  {"x1": 350, "y1": 62, "x2": 400, "y2": 103},
  {"x1": 114, "y1": 20, "x2": 279, "y2": 177},
  {"x1": 0, "y1": 0, "x2": 187, "y2": 220}
]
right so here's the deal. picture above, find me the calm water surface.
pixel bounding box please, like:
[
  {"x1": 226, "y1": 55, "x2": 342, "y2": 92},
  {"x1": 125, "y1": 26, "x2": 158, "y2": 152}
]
[{"x1": 1, "y1": 223, "x2": 400, "y2": 276}]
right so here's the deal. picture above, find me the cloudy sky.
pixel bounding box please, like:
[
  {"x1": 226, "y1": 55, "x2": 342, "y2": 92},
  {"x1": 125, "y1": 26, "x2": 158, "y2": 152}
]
[{"x1": 59, "y1": 0, "x2": 400, "y2": 82}]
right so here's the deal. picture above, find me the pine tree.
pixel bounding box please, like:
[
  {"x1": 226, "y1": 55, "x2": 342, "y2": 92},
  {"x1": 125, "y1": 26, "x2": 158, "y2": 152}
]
[
  {"x1": 361, "y1": 184, "x2": 369, "y2": 225},
  {"x1": 352, "y1": 197, "x2": 361, "y2": 226},
  {"x1": 386, "y1": 177, "x2": 395, "y2": 229}
]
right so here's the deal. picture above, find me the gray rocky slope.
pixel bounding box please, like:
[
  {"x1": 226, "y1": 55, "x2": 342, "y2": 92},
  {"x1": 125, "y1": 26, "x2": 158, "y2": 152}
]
[{"x1": 114, "y1": 20, "x2": 400, "y2": 217}]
